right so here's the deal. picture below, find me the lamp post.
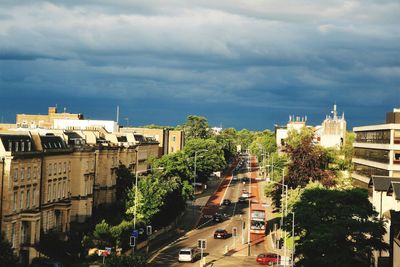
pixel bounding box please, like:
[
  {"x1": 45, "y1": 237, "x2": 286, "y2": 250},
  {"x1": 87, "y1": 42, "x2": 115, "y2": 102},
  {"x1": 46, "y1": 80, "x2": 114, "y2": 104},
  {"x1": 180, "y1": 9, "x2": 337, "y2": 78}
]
[
  {"x1": 291, "y1": 212, "x2": 295, "y2": 267},
  {"x1": 193, "y1": 149, "x2": 208, "y2": 195}
]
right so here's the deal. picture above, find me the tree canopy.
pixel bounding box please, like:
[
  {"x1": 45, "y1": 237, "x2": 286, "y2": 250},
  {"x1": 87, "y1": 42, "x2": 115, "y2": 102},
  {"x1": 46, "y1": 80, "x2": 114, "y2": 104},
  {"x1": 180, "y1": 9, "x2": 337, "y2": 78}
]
[
  {"x1": 286, "y1": 187, "x2": 388, "y2": 267},
  {"x1": 183, "y1": 115, "x2": 211, "y2": 140},
  {"x1": 0, "y1": 234, "x2": 18, "y2": 267}
]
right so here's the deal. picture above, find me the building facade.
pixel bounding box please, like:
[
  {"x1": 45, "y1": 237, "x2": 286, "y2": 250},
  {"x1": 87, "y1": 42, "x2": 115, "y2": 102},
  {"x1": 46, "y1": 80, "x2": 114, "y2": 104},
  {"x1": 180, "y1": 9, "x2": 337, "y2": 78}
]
[
  {"x1": 16, "y1": 107, "x2": 83, "y2": 129},
  {"x1": 352, "y1": 108, "x2": 400, "y2": 187}
]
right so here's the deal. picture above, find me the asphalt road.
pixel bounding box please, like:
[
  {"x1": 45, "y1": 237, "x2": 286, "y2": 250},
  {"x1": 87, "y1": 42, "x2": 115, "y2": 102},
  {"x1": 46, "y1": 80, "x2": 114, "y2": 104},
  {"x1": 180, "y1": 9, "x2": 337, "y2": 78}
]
[{"x1": 148, "y1": 154, "x2": 267, "y2": 267}]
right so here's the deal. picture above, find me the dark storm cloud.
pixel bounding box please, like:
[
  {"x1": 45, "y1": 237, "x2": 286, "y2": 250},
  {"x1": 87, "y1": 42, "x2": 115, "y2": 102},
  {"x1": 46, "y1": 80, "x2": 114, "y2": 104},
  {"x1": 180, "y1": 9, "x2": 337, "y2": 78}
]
[{"x1": 0, "y1": 0, "x2": 399, "y2": 129}]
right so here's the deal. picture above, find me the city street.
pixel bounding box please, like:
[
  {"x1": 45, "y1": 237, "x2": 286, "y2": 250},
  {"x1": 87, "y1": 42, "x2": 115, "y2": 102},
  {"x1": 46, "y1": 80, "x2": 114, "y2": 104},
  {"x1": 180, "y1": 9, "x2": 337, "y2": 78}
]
[{"x1": 148, "y1": 154, "x2": 268, "y2": 267}]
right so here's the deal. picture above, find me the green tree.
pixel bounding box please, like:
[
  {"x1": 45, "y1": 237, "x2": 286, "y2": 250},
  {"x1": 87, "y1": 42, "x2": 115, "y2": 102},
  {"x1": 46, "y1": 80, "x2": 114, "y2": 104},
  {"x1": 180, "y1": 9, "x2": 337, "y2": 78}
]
[
  {"x1": 126, "y1": 172, "x2": 171, "y2": 224},
  {"x1": 213, "y1": 130, "x2": 237, "y2": 163},
  {"x1": 236, "y1": 129, "x2": 254, "y2": 149},
  {"x1": 0, "y1": 234, "x2": 18, "y2": 267},
  {"x1": 116, "y1": 164, "x2": 134, "y2": 205},
  {"x1": 183, "y1": 138, "x2": 226, "y2": 183},
  {"x1": 93, "y1": 220, "x2": 113, "y2": 247},
  {"x1": 183, "y1": 115, "x2": 211, "y2": 140},
  {"x1": 155, "y1": 151, "x2": 192, "y2": 182},
  {"x1": 341, "y1": 131, "x2": 355, "y2": 168},
  {"x1": 287, "y1": 187, "x2": 388, "y2": 267},
  {"x1": 249, "y1": 130, "x2": 276, "y2": 160}
]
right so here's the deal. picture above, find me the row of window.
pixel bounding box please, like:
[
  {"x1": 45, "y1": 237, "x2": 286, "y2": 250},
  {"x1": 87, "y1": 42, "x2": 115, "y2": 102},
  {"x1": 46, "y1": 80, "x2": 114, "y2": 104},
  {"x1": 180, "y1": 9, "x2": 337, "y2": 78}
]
[
  {"x1": 354, "y1": 148, "x2": 390, "y2": 164},
  {"x1": 355, "y1": 130, "x2": 391, "y2": 144},
  {"x1": 47, "y1": 179, "x2": 69, "y2": 202},
  {"x1": 13, "y1": 166, "x2": 38, "y2": 182},
  {"x1": 353, "y1": 163, "x2": 389, "y2": 178},
  {"x1": 12, "y1": 187, "x2": 37, "y2": 212},
  {"x1": 48, "y1": 162, "x2": 70, "y2": 176}
]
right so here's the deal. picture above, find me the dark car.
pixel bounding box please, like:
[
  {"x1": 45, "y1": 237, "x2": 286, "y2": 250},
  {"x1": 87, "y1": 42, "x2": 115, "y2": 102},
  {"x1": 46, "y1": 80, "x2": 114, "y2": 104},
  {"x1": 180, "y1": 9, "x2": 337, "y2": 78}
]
[
  {"x1": 213, "y1": 213, "x2": 223, "y2": 222},
  {"x1": 222, "y1": 199, "x2": 231, "y2": 206},
  {"x1": 238, "y1": 196, "x2": 247, "y2": 203},
  {"x1": 256, "y1": 253, "x2": 279, "y2": 265},
  {"x1": 214, "y1": 229, "x2": 229, "y2": 239},
  {"x1": 242, "y1": 177, "x2": 250, "y2": 183}
]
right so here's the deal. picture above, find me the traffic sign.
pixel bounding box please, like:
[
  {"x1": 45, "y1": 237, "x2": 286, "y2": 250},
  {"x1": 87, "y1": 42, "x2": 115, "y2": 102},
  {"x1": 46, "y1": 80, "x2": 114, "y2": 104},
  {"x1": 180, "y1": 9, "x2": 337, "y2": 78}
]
[
  {"x1": 130, "y1": 236, "x2": 136, "y2": 247},
  {"x1": 131, "y1": 230, "x2": 139, "y2": 238},
  {"x1": 147, "y1": 225, "x2": 152, "y2": 235},
  {"x1": 198, "y1": 239, "x2": 206, "y2": 249}
]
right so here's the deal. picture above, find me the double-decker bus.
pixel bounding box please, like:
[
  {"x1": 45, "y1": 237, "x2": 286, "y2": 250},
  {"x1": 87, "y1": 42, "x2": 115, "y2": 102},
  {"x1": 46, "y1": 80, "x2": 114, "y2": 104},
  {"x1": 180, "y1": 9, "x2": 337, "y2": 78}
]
[{"x1": 250, "y1": 203, "x2": 266, "y2": 234}]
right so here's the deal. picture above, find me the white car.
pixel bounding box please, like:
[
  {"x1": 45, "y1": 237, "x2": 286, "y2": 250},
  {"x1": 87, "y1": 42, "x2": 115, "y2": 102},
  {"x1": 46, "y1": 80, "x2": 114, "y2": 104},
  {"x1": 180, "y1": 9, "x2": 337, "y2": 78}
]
[{"x1": 178, "y1": 247, "x2": 199, "y2": 262}]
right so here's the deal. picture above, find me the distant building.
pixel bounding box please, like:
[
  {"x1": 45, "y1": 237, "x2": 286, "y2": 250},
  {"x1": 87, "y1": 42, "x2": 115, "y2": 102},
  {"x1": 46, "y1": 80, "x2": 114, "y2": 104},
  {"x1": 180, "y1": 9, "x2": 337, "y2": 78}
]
[
  {"x1": 16, "y1": 107, "x2": 83, "y2": 129},
  {"x1": 275, "y1": 115, "x2": 308, "y2": 152},
  {"x1": 275, "y1": 105, "x2": 347, "y2": 151},
  {"x1": 54, "y1": 119, "x2": 119, "y2": 133},
  {"x1": 120, "y1": 127, "x2": 185, "y2": 156}
]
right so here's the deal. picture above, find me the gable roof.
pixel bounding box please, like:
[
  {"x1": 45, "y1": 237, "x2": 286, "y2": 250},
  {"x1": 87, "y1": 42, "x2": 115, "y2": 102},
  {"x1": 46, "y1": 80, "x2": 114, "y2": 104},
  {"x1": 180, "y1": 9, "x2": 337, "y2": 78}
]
[
  {"x1": 370, "y1": 176, "x2": 400, "y2": 192},
  {"x1": 388, "y1": 182, "x2": 400, "y2": 200}
]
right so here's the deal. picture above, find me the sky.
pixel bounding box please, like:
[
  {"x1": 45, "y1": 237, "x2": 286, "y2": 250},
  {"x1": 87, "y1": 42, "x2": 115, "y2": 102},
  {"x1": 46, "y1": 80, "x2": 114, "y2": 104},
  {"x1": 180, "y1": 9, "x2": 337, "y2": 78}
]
[{"x1": 0, "y1": 0, "x2": 399, "y2": 130}]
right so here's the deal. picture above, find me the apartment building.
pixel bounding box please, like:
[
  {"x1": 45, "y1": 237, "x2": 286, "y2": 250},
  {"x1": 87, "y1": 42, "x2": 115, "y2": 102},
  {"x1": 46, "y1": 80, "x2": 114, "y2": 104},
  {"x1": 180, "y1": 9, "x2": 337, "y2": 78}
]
[
  {"x1": 352, "y1": 108, "x2": 400, "y2": 187},
  {"x1": 121, "y1": 127, "x2": 184, "y2": 156},
  {"x1": 16, "y1": 107, "x2": 83, "y2": 129}
]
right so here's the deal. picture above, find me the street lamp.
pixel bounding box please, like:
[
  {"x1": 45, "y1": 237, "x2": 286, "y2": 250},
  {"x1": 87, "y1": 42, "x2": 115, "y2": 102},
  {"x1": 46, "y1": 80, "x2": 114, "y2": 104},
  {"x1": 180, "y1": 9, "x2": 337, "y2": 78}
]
[
  {"x1": 291, "y1": 212, "x2": 295, "y2": 267},
  {"x1": 193, "y1": 149, "x2": 208, "y2": 195}
]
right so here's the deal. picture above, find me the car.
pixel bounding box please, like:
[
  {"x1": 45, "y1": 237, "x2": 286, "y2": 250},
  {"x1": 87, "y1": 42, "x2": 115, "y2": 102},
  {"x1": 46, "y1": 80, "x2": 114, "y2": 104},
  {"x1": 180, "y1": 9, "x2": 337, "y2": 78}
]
[
  {"x1": 222, "y1": 199, "x2": 231, "y2": 206},
  {"x1": 256, "y1": 253, "x2": 279, "y2": 265},
  {"x1": 238, "y1": 196, "x2": 247, "y2": 203},
  {"x1": 213, "y1": 213, "x2": 223, "y2": 222},
  {"x1": 178, "y1": 247, "x2": 200, "y2": 262},
  {"x1": 232, "y1": 176, "x2": 238, "y2": 182},
  {"x1": 242, "y1": 177, "x2": 250, "y2": 183},
  {"x1": 241, "y1": 191, "x2": 250, "y2": 198},
  {"x1": 214, "y1": 229, "x2": 229, "y2": 239}
]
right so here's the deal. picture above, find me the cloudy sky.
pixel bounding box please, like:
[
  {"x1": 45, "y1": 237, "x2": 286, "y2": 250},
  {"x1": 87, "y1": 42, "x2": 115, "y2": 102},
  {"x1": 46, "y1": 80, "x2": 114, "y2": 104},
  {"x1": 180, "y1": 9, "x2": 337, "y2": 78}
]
[{"x1": 0, "y1": 0, "x2": 399, "y2": 130}]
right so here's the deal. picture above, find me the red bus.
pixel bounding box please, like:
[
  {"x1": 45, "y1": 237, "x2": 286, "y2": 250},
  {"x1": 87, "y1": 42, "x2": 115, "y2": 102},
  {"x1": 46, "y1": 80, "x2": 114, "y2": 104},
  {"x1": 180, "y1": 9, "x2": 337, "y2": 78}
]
[{"x1": 250, "y1": 203, "x2": 266, "y2": 234}]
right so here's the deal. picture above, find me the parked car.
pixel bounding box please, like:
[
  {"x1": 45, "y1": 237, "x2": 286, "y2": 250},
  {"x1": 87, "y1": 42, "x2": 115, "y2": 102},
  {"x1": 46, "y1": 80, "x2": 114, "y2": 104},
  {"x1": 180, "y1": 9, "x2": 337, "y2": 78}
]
[
  {"x1": 242, "y1": 177, "x2": 250, "y2": 183},
  {"x1": 256, "y1": 253, "x2": 279, "y2": 265},
  {"x1": 238, "y1": 196, "x2": 247, "y2": 203},
  {"x1": 178, "y1": 247, "x2": 200, "y2": 262},
  {"x1": 214, "y1": 229, "x2": 229, "y2": 239},
  {"x1": 213, "y1": 213, "x2": 223, "y2": 222},
  {"x1": 222, "y1": 199, "x2": 231, "y2": 206},
  {"x1": 241, "y1": 191, "x2": 250, "y2": 198}
]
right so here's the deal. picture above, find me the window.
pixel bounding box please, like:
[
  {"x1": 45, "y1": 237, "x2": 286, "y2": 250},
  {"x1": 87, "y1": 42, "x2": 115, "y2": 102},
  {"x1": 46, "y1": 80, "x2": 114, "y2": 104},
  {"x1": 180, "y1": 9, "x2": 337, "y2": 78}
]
[
  {"x1": 353, "y1": 163, "x2": 389, "y2": 178},
  {"x1": 53, "y1": 164, "x2": 57, "y2": 175},
  {"x1": 48, "y1": 163, "x2": 52, "y2": 176},
  {"x1": 13, "y1": 168, "x2": 18, "y2": 182},
  {"x1": 171, "y1": 146, "x2": 174, "y2": 153},
  {"x1": 20, "y1": 168, "x2": 24, "y2": 181},
  {"x1": 58, "y1": 163, "x2": 62, "y2": 174},
  {"x1": 53, "y1": 183, "x2": 57, "y2": 201},
  {"x1": 12, "y1": 191, "x2": 17, "y2": 211},
  {"x1": 57, "y1": 182, "x2": 61, "y2": 199},
  {"x1": 27, "y1": 167, "x2": 31, "y2": 180},
  {"x1": 63, "y1": 162, "x2": 66, "y2": 173},
  {"x1": 62, "y1": 181, "x2": 66, "y2": 198},
  {"x1": 394, "y1": 151, "x2": 400, "y2": 164},
  {"x1": 26, "y1": 189, "x2": 30, "y2": 209},
  {"x1": 11, "y1": 222, "x2": 16, "y2": 248},
  {"x1": 32, "y1": 187, "x2": 36, "y2": 207},
  {"x1": 395, "y1": 130, "x2": 400, "y2": 144},
  {"x1": 20, "y1": 191, "x2": 24, "y2": 210},
  {"x1": 47, "y1": 185, "x2": 51, "y2": 202},
  {"x1": 33, "y1": 166, "x2": 37, "y2": 180},
  {"x1": 354, "y1": 148, "x2": 390, "y2": 164},
  {"x1": 172, "y1": 136, "x2": 176, "y2": 142},
  {"x1": 355, "y1": 130, "x2": 390, "y2": 144}
]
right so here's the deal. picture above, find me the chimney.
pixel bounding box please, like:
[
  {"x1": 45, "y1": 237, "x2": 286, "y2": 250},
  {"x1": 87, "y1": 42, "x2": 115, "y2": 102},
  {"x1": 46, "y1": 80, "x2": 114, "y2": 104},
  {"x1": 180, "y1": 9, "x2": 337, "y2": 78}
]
[{"x1": 48, "y1": 107, "x2": 57, "y2": 114}]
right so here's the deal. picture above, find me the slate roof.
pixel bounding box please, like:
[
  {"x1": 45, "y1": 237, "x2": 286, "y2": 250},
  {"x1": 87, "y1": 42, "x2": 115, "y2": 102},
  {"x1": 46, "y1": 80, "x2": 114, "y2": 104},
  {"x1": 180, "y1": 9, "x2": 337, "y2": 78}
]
[
  {"x1": 0, "y1": 133, "x2": 36, "y2": 152},
  {"x1": 40, "y1": 134, "x2": 68, "y2": 150},
  {"x1": 370, "y1": 176, "x2": 400, "y2": 191},
  {"x1": 390, "y1": 182, "x2": 400, "y2": 200}
]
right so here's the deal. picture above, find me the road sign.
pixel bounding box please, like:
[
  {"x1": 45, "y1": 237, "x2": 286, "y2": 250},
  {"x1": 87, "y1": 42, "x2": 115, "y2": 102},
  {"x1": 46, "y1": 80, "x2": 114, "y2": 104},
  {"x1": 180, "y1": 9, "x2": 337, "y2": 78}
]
[
  {"x1": 130, "y1": 236, "x2": 136, "y2": 247},
  {"x1": 232, "y1": 227, "x2": 238, "y2": 237},
  {"x1": 131, "y1": 230, "x2": 139, "y2": 238},
  {"x1": 146, "y1": 225, "x2": 152, "y2": 235},
  {"x1": 198, "y1": 239, "x2": 206, "y2": 249}
]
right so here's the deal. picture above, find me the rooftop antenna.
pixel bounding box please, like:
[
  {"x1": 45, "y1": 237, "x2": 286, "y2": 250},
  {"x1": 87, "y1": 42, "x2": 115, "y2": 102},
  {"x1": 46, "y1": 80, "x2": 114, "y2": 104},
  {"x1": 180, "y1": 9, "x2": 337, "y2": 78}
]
[{"x1": 116, "y1": 105, "x2": 120, "y2": 124}]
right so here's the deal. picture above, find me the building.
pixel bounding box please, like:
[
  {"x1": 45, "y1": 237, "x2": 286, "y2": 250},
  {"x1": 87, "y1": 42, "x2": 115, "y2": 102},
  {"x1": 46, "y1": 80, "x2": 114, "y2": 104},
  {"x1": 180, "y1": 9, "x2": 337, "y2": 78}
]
[
  {"x1": 16, "y1": 107, "x2": 83, "y2": 129},
  {"x1": 275, "y1": 115, "x2": 307, "y2": 152},
  {"x1": 352, "y1": 108, "x2": 400, "y2": 188},
  {"x1": 54, "y1": 119, "x2": 119, "y2": 133},
  {"x1": 318, "y1": 104, "x2": 346, "y2": 148},
  {"x1": 120, "y1": 127, "x2": 184, "y2": 156},
  {"x1": 275, "y1": 105, "x2": 347, "y2": 152},
  {"x1": 353, "y1": 108, "x2": 400, "y2": 267}
]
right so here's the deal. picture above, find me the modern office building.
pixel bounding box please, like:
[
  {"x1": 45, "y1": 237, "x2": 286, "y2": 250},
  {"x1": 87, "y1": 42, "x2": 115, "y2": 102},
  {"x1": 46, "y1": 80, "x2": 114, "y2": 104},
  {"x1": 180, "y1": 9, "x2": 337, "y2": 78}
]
[{"x1": 352, "y1": 108, "x2": 400, "y2": 188}]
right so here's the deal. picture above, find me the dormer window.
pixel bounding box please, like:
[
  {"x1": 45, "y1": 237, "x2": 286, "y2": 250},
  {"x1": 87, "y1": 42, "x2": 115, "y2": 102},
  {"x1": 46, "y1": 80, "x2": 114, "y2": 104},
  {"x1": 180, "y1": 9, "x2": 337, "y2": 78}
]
[
  {"x1": 8, "y1": 141, "x2": 12, "y2": 151},
  {"x1": 21, "y1": 141, "x2": 25, "y2": 152},
  {"x1": 15, "y1": 142, "x2": 19, "y2": 152},
  {"x1": 27, "y1": 142, "x2": 31, "y2": 151}
]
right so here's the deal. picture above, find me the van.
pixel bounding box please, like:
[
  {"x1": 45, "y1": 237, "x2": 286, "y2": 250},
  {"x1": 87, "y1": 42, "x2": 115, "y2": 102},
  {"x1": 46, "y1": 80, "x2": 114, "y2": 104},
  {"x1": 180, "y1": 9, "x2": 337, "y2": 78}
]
[{"x1": 178, "y1": 247, "x2": 199, "y2": 262}]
